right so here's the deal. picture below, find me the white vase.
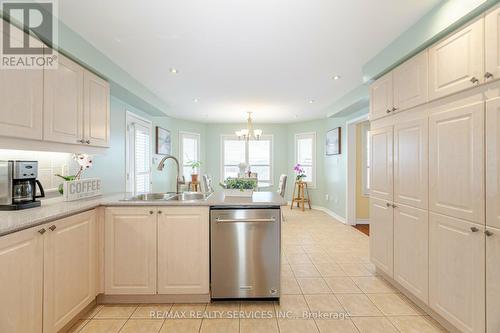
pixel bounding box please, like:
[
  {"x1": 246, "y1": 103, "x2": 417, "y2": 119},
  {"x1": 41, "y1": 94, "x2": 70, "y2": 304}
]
[{"x1": 223, "y1": 189, "x2": 254, "y2": 197}]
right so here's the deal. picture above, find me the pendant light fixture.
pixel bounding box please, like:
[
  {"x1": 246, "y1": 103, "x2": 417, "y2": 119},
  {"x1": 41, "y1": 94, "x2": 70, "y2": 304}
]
[{"x1": 235, "y1": 112, "x2": 262, "y2": 141}]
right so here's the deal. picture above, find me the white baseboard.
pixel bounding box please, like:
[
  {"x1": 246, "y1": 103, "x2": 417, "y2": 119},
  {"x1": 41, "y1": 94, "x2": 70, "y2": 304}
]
[
  {"x1": 356, "y1": 218, "x2": 370, "y2": 225},
  {"x1": 285, "y1": 202, "x2": 347, "y2": 224}
]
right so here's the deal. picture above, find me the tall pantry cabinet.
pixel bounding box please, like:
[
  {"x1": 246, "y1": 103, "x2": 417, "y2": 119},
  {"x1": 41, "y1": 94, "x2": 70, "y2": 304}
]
[{"x1": 369, "y1": 4, "x2": 500, "y2": 333}]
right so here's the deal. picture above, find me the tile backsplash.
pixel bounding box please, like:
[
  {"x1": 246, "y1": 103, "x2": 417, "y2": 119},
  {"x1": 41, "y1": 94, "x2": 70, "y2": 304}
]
[{"x1": 0, "y1": 150, "x2": 77, "y2": 191}]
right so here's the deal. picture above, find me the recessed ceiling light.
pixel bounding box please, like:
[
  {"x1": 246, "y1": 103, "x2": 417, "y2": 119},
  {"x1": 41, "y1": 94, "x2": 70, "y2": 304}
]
[
  {"x1": 169, "y1": 68, "x2": 178, "y2": 74},
  {"x1": 308, "y1": 100, "x2": 315, "y2": 104},
  {"x1": 193, "y1": 98, "x2": 199, "y2": 103},
  {"x1": 332, "y1": 75, "x2": 341, "y2": 80}
]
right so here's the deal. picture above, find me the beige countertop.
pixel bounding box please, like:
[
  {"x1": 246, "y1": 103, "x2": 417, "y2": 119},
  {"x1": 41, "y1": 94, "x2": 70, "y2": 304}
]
[{"x1": 0, "y1": 191, "x2": 286, "y2": 236}]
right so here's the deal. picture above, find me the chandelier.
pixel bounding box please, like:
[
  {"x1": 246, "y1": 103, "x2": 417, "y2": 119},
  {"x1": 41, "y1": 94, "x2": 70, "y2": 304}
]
[{"x1": 235, "y1": 112, "x2": 262, "y2": 141}]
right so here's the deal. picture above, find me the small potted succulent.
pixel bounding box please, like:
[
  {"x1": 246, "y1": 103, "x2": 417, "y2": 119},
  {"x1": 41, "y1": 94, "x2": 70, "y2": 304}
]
[
  {"x1": 188, "y1": 160, "x2": 202, "y2": 183},
  {"x1": 221, "y1": 178, "x2": 257, "y2": 197},
  {"x1": 294, "y1": 163, "x2": 307, "y2": 182}
]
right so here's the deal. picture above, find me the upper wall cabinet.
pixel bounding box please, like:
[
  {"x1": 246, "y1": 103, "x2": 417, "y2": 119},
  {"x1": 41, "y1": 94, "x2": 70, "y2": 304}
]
[
  {"x1": 369, "y1": 73, "x2": 393, "y2": 120},
  {"x1": 428, "y1": 18, "x2": 484, "y2": 100},
  {"x1": 84, "y1": 71, "x2": 110, "y2": 147},
  {"x1": 486, "y1": 6, "x2": 500, "y2": 81},
  {"x1": 393, "y1": 51, "x2": 428, "y2": 112}
]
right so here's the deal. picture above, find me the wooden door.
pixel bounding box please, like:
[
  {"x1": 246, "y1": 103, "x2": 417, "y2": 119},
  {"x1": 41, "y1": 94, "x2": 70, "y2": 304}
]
[
  {"x1": 394, "y1": 204, "x2": 428, "y2": 304},
  {"x1": 84, "y1": 71, "x2": 110, "y2": 147},
  {"x1": 429, "y1": 101, "x2": 484, "y2": 223},
  {"x1": 158, "y1": 207, "x2": 209, "y2": 294},
  {"x1": 487, "y1": 97, "x2": 500, "y2": 229},
  {"x1": 0, "y1": 23, "x2": 43, "y2": 140},
  {"x1": 104, "y1": 207, "x2": 157, "y2": 294},
  {"x1": 369, "y1": 72, "x2": 393, "y2": 120},
  {"x1": 369, "y1": 197, "x2": 393, "y2": 278},
  {"x1": 370, "y1": 126, "x2": 393, "y2": 202},
  {"x1": 43, "y1": 53, "x2": 84, "y2": 144},
  {"x1": 429, "y1": 213, "x2": 485, "y2": 333},
  {"x1": 394, "y1": 117, "x2": 428, "y2": 209},
  {"x1": 393, "y1": 50, "x2": 428, "y2": 111},
  {"x1": 428, "y1": 18, "x2": 484, "y2": 100},
  {"x1": 0, "y1": 226, "x2": 43, "y2": 333},
  {"x1": 486, "y1": 5, "x2": 500, "y2": 82},
  {"x1": 486, "y1": 226, "x2": 500, "y2": 333},
  {"x1": 43, "y1": 210, "x2": 96, "y2": 333}
]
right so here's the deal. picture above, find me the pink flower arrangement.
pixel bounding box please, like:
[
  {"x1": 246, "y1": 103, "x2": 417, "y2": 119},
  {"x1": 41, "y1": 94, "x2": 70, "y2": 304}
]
[{"x1": 293, "y1": 163, "x2": 306, "y2": 181}]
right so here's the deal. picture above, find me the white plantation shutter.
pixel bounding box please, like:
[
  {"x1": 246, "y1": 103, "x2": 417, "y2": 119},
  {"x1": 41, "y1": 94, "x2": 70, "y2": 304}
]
[
  {"x1": 134, "y1": 123, "x2": 151, "y2": 193},
  {"x1": 295, "y1": 133, "x2": 316, "y2": 187}
]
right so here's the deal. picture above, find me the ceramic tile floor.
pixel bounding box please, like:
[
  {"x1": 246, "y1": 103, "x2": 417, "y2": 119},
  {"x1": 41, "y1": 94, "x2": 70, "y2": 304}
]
[{"x1": 68, "y1": 208, "x2": 448, "y2": 333}]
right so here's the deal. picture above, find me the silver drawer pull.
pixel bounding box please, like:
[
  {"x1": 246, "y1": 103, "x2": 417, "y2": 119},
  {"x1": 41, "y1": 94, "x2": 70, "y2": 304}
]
[{"x1": 216, "y1": 217, "x2": 276, "y2": 223}]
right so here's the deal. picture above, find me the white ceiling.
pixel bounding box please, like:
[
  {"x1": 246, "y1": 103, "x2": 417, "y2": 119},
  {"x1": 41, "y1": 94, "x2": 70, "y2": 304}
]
[{"x1": 59, "y1": 0, "x2": 440, "y2": 123}]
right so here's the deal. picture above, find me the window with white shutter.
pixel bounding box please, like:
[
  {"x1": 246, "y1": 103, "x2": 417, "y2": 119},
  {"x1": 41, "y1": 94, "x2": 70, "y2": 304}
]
[
  {"x1": 126, "y1": 112, "x2": 152, "y2": 193},
  {"x1": 179, "y1": 132, "x2": 201, "y2": 180},
  {"x1": 295, "y1": 132, "x2": 316, "y2": 187}
]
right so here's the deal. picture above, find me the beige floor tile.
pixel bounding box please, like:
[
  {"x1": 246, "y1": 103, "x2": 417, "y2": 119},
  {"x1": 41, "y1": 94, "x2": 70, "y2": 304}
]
[
  {"x1": 285, "y1": 245, "x2": 306, "y2": 254},
  {"x1": 169, "y1": 303, "x2": 208, "y2": 319},
  {"x1": 304, "y1": 295, "x2": 346, "y2": 314},
  {"x1": 205, "y1": 301, "x2": 241, "y2": 318},
  {"x1": 324, "y1": 277, "x2": 362, "y2": 293},
  {"x1": 199, "y1": 318, "x2": 239, "y2": 333},
  {"x1": 159, "y1": 319, "x2": 202, "y2": 333},
  {"x1": 93, "y1": 305, "x2": 138, "y2": 319},
  {"x1": 240, "y1": 318, "x2": 279, "y2": 333},
  {"x1": 388, "y1": 316, "x2": 447, "y2": 333},
  {"x1": 287, "y1": 253, "x2": 312, "y2": 264},
  {"x1": 351, "y1": 276, "x2": 396, "y2": 293},
  {"x1": 81, "y1": 305, "x2": 103, "y2": 319},
  {"x1": 78, "y1": 319, "x2": 126, "y2": 333},
  {"x1": 307, "y1": 253, "x2": 334, "y2": 264},
  {"x1": 297, "y1": 278, "x2": 331, "y2": 294},
  {"x1": 362, "y1": 263, "x2": 379, "y2": 275},
  {"x1": 335, "y1": 294, "x2": 382, "y2": 317},
  {"x1": 314, "y1": 319, "x2": 359, "y2": 333},
  {"x1": 291, "y1": 264, "x2": 321, "y2": 277},
  {"x1": 338, "y1": 263, "x2": 373, "y2": 277},
  {"x1": 240, "y1": 301, "x2": 275, "y2": 317},
  {"x1": 367, "y1": 294, "x2": 420, "y2": 316},
  {"x1": 132, "y1": 304, "x2": 173, "y2": 319},
  {"x1": 282, "y1": 264, "x2": 294, "y2": 277},
  {"x1": 278, "y1": 318, "x2": 319, "y2": 333},
  {"x1": 274, "y1": 295, "x2": 310, "y2": 319},
  {"x1": 67, "y1": 319, "x2": 89, "y2": 333},
  {"x1": 282, "y1": 276, "x2": 302, "y2": 294},
  {"x1": 314, "y1": 263, "x2": 347, "y2": 277},
  {"x1": 120, "y1": 319, "x2": 164, "y2": 333},
  {"x1": 351, "y1": 316, "x2": 399, "y2": 333}
]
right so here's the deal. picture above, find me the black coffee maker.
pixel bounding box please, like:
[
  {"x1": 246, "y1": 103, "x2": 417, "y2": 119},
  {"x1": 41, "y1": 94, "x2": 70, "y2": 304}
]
[{"x1": 0, "y1": 161, "x2": 45, "y2": 210}]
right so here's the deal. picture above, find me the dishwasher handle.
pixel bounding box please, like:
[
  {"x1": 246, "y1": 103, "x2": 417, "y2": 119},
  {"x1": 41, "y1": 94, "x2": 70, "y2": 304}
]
[{"x1": 215, "y1": 217, "x2": 276, "y2": 223}]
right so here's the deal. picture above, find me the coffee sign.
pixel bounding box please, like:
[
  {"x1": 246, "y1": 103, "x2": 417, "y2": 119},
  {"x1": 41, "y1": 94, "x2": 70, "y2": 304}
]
[{"x1": 63, "y1": 178, "x2": 102, "y2": 201}]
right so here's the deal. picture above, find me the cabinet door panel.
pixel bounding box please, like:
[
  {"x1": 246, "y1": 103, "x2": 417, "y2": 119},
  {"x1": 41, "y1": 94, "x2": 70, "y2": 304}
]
[
  {"x1": 394, "y1": 204, "x2": 428, "y2": 304},
  {"x1": 429, "y1": 213, "x2": 484, "y2": 333},
  {"x1": 394, "y1": 118, "x2": 428, "y2": 209},
  {"x1": 370, "y1": 197, "x2": 393, "y2": 277},
  {"x1": 0, "y1": 227, "x2": 43, "y2": 333},
  {"x1": 393, "y1": 51, "x2": 428, "y2": 111},
  {"x1": 104, "y1": 207, "x2": 157, "y2": 294},
  {"x1": 43, "y1": 210, "x2": 96, "y2": 333},
  {"x1": 486, "y1": 226, "x2": 500, "y2": 333},
  {"x1": 370, "y1": 126, "x2": 393, "y2": 201},
  {"x1": 486, "y1": 5, "x2": 500, "y2": 81},
  {"x1": 429, "y1": 101, "x2": 484, "y2": 223},
  {"x1": 158, "y1": 207, "x2": 209, "y2": 294},
  {"x1": 370, "y1": 73, "x2": 393, "y2": 120},
  {"x1": 43, "y1": 53, "x2": 84, "y2": 144},
  {"x1": 487, "y1": 97, "x2": 500, "y2": 229},
  {"x1": 84, "y1": 71, "x2": 110, "y2": 147},
  {"x1": 429, "y1": 18, "x2": 484, "y2": 100}
]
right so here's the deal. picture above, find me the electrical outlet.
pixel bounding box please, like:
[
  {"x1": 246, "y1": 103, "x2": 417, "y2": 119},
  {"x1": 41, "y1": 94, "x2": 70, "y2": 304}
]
[{"x1": 325, "y1": 194, "x2": 329, "y2": 201}]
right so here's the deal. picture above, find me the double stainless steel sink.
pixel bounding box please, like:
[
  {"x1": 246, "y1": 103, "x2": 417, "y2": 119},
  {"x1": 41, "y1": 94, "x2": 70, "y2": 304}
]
[{"x1": 122, "y1": 192, "x2": 211, "y2": 202}]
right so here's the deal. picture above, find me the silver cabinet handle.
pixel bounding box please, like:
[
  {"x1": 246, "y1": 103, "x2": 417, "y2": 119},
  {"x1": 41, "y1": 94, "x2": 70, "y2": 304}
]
[
  {"x1": 470, "y1": 226, "x2": 479, "y2": 233},
  {"x1": 85, "y1": 140, "x2": 91, "y2": 144},
  {"x1": 470, "y1": 77, "x2": 479, "y2": 84},
  {"x1": 392, "y1": 107, "x2": 398, "y2": 112},
  {"x1": 49, "y1": 225, "x2": 56, "y2": 231},
  {"x1": 485, "y1": 230, "x2": 494, "y2": 237},
  {"x1": 38, "y1": 228, "x2": 46, "y2": 235},
  {"x1": 386, "y1": 109, "x2": 391, "y2": 114},
  {"x1": 485, "y1": 72, "x2": 494, "y2": 79},
  {"x1": 77, "y1": 139, "x2": 85, "y2": 143},
  {"x1": 386, "y1": 202, "x2": 391, "y2": 207},
  {"x1": 216, "y1": 217, "x2": 276, "y2": 223},
  {"x1": 158, "y1": 210, "x2": 162, "y2": 214},
  {"x1": 149, "y1": 210, "x2": 154, "y2": 215},
  {"x1": 392, "y1": 204, "x2": 398, "y2": 208}
]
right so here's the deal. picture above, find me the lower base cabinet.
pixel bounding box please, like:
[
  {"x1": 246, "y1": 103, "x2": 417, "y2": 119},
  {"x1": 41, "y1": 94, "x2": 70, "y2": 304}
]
[
  {"x1": 486, "y1": 226, "x2": 500, "y2": 333},
  {"x1": 370, "y1": 197, "x2": 394, "y2": 277},
  {"x1": 429, "y1": 213, "x2": 485, "y2": 333}
]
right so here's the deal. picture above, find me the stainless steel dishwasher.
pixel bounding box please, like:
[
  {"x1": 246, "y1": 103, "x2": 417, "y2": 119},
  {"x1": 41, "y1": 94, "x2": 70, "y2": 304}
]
[{"x1": 210, "y1": 207, "x2": 281, "y2": 299}]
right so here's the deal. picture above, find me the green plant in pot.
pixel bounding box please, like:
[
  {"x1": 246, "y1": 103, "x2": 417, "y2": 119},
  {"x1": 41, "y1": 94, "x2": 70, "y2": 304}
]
[
  {"x1": 188, "y1": 160, "x2": 202, "y2": 183},
  {"x1": 224, "y1": 178, "x2": 257, "y2": 192}
]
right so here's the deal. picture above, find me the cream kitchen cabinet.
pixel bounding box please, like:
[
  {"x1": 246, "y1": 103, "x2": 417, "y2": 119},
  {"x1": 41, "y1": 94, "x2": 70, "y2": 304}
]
[
  {"x1": 393, "y1": 204, "x2": 428, "y2": 304},
  {"x1": 429, "y1": 18, "x2": 484, "y2": 100},
  {"x1": 83, "y1": 71, "x2": 110, "y2": 147},
  {"x1": 370, "y1": 126, "x2": 393, "y2": 202},
  {"x1": 157, "y1": 207, "x2": 209, "y2": 295},
  {"x1": 429, "y1": 213, "x2": 485, "y2": 333},
  {"x1": 0, "y1": 226, "x2": 44, "y2": 333},
  {"x1": 429, "y1": 100, "x2": 484, "y2": 224},
  {"x1": 485, "y1": 5, "x2": 500, "y2": 82},
  {"x1": 369, "y1": 72, "x2": 393, "y2": 120},
  {"x1": 486, "y1": 97, "x2": 500, "y2": 229},
  {"x1": 486, "y1": 226, "x2": 500, "y2": 333},
  {"x1": 393, "y1": 50, "x2": 428, "y2": 111},
  {"x1": 43, "y1": 210, "x2": 96, "y2": 333},
  {"x1": 369, "y1": 197, "x2": 394, "y2": 278},
  {"x1": 393, "y1": 117, "x2": 428, "y2": 209},
  {"x1": 104, "y1": 207, "x2": 157, "y2": 295}
]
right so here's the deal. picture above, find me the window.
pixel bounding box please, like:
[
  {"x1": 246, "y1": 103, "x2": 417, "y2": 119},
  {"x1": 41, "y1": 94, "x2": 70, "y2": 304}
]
[
  {"x1": 221, "y1": 135, "x2": 273, "y2": 184},
  {"x1": 295, "y1": 132, "x2": 316, "y2": 187},
  {"x1": 361, "y1": 122, "x2": 371, "y2": 196},
  {"x1": 179, "y1": 132, "x2": 200, "y2": 181},
  {"x1": 126, "y1": 112, "x2": 152, "y2": 193}
]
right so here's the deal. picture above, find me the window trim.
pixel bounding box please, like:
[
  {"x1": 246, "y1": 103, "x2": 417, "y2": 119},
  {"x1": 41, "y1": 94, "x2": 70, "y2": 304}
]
[
  {"x1": 125, "y1": 111, "x2": 153, "y2": 193},
  {"x1": 294, "y1": 132, "x2": 316, "y2": 188},
  {"x1": 220, "y1": 134, "x2": 274, "y2": 186},
  {"x1": 179, "y1": 131, "x2": 201, "y2": 180}
]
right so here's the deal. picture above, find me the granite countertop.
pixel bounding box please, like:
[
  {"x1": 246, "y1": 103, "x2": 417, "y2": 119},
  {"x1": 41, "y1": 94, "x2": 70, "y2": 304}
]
[{"x1": 0, "y1": 191, "x2": 286, "y2": 236}]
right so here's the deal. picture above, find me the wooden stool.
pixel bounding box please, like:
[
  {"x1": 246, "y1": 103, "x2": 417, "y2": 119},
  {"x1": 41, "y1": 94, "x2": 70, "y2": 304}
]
[
  {"x1": 291, "y1": 181, "x2": 311, "y2": 211},
  {"x1": 188, "y1": 181, "x2": 200, "y2": 192}
]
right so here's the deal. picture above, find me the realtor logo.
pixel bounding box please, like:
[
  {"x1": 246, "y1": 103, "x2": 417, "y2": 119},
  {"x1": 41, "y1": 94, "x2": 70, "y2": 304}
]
[{"x1": 1, "y1": 0, "x2": 58, "y2": 69}]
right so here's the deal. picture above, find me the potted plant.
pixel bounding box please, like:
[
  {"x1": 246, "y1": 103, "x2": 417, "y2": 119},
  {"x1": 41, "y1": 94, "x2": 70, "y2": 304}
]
[
  {"x1": 294, "y1": 163, "x2": 307, "y2": 182},
  {"x1": 222, "y1": 178, "x2": 257, "y2": 197},
  {"x1": 188, "y1": 160, "x2": 202, "y2": 183},
  {"x1": 55, "y1": 154, "x2": 94, "y2": 194}
]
